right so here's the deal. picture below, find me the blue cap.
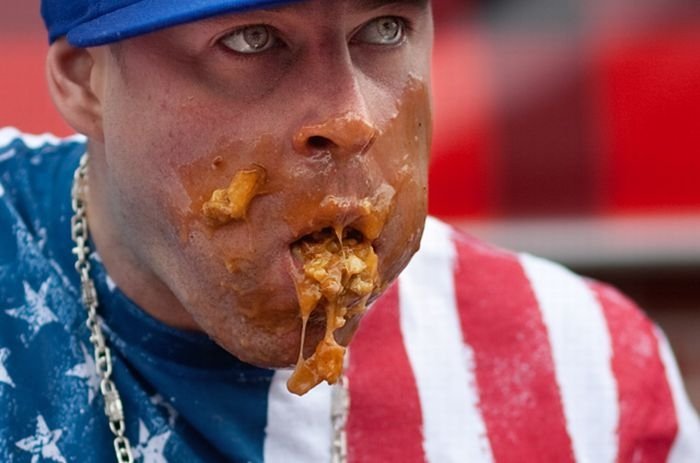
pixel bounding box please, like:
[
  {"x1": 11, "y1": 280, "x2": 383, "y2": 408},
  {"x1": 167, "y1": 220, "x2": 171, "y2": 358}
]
[{"x1": 42, "y1": 0, "x2": 302, "y2": 47}]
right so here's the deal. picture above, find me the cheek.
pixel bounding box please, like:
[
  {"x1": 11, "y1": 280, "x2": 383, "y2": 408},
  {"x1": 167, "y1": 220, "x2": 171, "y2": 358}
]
[
  {"x1": 370, "y1": 79, "x2": 432, "y2": 281},
  {"x1": 379, "y1": 78, "x2": 432, "y2": 199},
  {"x1": 101, "y1": 81, "x2": 252, "y2": 238},
  {"x1": 103, "y1": 49, "x2": 227, "y2": 169}
]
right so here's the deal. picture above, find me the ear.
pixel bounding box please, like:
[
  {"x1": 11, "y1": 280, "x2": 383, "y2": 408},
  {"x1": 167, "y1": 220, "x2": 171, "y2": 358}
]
[{"x1": 46, "y1": 39, "x2": 106, "y2": 141}]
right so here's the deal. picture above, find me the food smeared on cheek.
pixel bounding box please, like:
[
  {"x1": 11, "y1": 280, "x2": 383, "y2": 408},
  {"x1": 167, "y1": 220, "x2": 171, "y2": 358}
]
[
  {"x1": 287, "y1": 228, "x2": 379, "y2": 395},
  {"x1": 202, "y1": 165, "x2": 267, "y2": 224}
]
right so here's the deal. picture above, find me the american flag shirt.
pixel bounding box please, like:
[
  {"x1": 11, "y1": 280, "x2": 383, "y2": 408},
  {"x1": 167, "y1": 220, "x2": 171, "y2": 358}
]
[{"x1": 0, "y1": 127, "x2": 698, "y2": 463}]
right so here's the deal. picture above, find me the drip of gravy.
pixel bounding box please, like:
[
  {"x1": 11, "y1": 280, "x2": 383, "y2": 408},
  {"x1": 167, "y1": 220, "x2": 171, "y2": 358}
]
[{"x1": 287, "y1": 228, "x2": 378, "y2": 395}]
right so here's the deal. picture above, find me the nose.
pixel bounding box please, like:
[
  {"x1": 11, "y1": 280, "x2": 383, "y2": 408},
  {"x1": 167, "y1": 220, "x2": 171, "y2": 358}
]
[
  {"x1": 292, "y1": 115, "x2": 377, "y2": 158},
  {"x1": 291, "y1": 45, "x2": 379, "y2": 159}
]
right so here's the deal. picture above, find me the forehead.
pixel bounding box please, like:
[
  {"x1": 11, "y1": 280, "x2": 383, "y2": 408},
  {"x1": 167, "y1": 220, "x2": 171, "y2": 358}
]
[
  {"x1": 201, "y1": 0, "x2": 430, "y2": 22},
  {"x1": 264, "y1": 0, "x2": 429, "y2": 12}
]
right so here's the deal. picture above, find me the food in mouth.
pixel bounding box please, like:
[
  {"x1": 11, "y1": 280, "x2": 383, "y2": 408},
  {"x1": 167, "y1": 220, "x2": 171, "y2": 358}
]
[
  {"x1": 287, "y1": 227, "x2": 379, "y2": 395},
  {"x1": 202, "y1": 165, "x2": 266, "y2": 224},
  {"x1": 200, "y1": 168, "x2": 383, "y2": 394}
]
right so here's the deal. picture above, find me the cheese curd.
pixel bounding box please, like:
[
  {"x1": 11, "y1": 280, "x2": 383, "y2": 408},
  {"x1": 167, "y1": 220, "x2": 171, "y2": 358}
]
[{"x1": 202, "y1": 165, "x2": 266, "y2": 224}]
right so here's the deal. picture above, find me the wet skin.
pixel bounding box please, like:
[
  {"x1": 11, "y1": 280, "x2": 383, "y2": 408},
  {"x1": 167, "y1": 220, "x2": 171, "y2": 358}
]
[{"x1": 83, "y1": 0, "x2": 434, "y2": 367}]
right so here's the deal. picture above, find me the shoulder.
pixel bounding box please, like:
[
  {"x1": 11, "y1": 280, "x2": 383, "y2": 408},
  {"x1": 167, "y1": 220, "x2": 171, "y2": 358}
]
[
  {"x1": 0, "y1": 126, "x2": 85, "y2": 193},
  {"x1": 0, "y1": 127, "x2": 85, "y2": 163},
  {"x1": 0, "y1": 127, "x2": 85, "y2": 336},
  {"x1": 414, "y1": 218, "x2": 680, "y2": 395},
  {"x1": 0, "y1": 126, "x2": 85, "y2": 236},
  {"x1": 416, "y1": 216, "x2": 649, "y2": 334},
  {"x1": 0, "y1": 131, "x2": 112, "y2": 462},
  {"x1": 392, "y1": 216, "x2": 700, "y2": 461}
]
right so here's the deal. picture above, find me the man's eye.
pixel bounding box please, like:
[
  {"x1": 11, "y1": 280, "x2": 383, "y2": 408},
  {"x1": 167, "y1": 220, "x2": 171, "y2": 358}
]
[
  {"x1": 353, "y1": 16, "x2": 406, "y2": 46},
  {"x1": 221, "y1": 25, "x2": 278, "y2": 54}
]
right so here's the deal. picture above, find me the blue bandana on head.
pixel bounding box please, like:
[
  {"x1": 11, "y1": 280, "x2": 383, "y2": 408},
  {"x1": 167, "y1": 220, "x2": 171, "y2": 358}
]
[{"x1": 41, "y1": 0, "x2": 304, "y2": 47}]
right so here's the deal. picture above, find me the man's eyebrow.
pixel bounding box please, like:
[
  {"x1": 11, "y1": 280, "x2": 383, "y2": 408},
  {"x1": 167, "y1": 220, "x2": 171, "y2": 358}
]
[
  {"x1": 201, "y1": 0, "x2": 429, "y2": 27},
  {"x1": 353, "y1": 0, "x2": 430, "y2": 12}
]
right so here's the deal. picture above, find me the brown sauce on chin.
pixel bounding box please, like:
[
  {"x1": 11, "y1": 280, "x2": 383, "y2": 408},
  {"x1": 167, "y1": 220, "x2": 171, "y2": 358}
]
[{"x1": 287, "y1": 227, "x2": 379, "y2": 395}]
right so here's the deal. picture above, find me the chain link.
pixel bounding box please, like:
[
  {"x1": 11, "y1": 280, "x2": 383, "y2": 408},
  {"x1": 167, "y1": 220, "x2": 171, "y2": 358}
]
[{"x1": 71, "y1": 153, "x2": 134, "y2": 463}]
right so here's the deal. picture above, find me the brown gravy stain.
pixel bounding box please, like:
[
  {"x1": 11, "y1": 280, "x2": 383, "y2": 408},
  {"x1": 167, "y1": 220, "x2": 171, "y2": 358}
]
[
  {"x1": 177, "y1": 136, "x2": 280, "y2": 242},
  {"x1": 287, "y1": 229, "x2": 379, "y2": 395},
  {"x1": 201, "y1": 165, "x2": 267, "y2": 225}
]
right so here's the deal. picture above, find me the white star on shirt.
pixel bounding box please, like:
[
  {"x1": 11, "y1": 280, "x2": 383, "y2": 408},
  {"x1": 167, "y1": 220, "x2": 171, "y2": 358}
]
[
  {"x1": 65, "y1": 343, "x2": 100, "y2": 404},
  {"x1": 5, "y1": 279, "x2": 59, "y2": 346},
  {"x1": 0, "y1": 347, "x2": 15, "y2": 388},
  {"x1": 15, "y1": 415, "x2": 67, "y2": 463},
  {"x1": 150, "y1": 394, "x2": 179, "y2": 428},
  {"x1": 132, "y1": 420, "x2": 171, "y2": 463}
]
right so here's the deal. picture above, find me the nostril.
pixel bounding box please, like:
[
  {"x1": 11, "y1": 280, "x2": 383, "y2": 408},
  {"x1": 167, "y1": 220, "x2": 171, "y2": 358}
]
[
  {"x1": 307, "y1": 136, "x2": 336, "y2": 152},
  {"x1": 293, "y1": 118, "x2": 376, "y2": 157}
]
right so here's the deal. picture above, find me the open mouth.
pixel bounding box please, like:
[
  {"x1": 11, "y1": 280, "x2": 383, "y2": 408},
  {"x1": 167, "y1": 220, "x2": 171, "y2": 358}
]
[{"x1": 287, "y1": 226, "x2": 379, "y2": 395}]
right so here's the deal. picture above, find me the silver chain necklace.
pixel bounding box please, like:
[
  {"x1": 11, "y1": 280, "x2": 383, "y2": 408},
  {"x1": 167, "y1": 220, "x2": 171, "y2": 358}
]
[
  {"x1": 71, "y1": 152, "x2": 349, "y2": 463},
  {"x1": 71, "y1": 153, "x2": 134, "y2": 463}
]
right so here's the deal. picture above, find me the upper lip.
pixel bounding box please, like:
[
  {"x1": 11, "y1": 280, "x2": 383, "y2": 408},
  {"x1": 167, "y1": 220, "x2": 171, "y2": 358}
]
[
  {"x1": 287, "y1": 185, "x2": 395, "y2": 245},
  {"x1": 289, "y1": 203, "x2": 378, "y2": 245}
]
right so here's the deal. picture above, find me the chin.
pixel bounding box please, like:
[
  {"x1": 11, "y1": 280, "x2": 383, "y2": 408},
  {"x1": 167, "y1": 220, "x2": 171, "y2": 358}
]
[
  {"x1": 175, "y1": 206, "x2": 425, "y2": 372},
  {"x1": 233, "y1": 312, "x2": 366, "y2": 369},
  {"x1": 209, "y1": 314, "x2": 323, "y2": 368},
  {"x1": 190, "y1": 273, "x2": 374, "y2": 368}
]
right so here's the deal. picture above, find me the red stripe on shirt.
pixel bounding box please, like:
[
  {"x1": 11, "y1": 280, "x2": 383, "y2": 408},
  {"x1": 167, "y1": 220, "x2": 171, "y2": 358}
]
[
  {"x1": 346, "y1": 282, "x2": 425, "y2": 463},
  {"x1": 589, "y1": 281, "x2": 678, "y2": 462},
  {"x1": 452, "y1": 234, "x2": 576, "y2": 462}
]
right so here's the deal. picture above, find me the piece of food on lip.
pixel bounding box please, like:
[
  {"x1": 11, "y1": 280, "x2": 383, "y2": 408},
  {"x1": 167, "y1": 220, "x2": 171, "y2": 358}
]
[
  {"x1": 287, "y1": 228, "x2": 379, "y2": 396},
  {"x1": 317, "y1": 184, "x2": 395, "y2": 241},
  {"x1": 201, "y1": 165, "x2": 266, "y2": 224}
]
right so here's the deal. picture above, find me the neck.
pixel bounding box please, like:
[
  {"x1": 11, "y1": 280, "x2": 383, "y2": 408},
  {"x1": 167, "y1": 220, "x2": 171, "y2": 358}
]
[{"x1": 84, "y1": 145, "x2": 201, "y2": 332}]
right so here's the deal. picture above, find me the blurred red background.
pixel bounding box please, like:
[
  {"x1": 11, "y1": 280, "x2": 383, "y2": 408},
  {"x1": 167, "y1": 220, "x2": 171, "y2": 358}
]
[
  {"x1": 430, "y1": 0, "x2": 700, "y2": 219},
  {"x1": 1, "y1": 0, "x2": 699, "y2": 406}
]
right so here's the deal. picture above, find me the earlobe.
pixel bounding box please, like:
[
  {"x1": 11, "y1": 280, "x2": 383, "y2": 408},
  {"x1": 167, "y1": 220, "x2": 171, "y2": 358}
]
[{"x1": 46, "y1": 39, "x2": 105, "y2": 141}]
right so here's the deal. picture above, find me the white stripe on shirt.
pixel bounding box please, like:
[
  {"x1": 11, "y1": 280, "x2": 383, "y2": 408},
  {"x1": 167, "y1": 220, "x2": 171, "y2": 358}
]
[
  {"x1": 263, "y1": 369, "x2": 332, "y2": 463},
  {"x1": 521, "y1": 254, "x2": 619, "y2": 463},
  {"x1": 656, "y1": 328, "x2": 700, "y2": 463},
  {"x1": 398, "y1": 217, "x2": 494, "y2": 463}
]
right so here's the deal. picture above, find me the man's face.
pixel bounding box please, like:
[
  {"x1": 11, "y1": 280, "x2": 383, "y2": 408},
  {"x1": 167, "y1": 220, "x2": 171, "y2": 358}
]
[{"x1": 93, "y1": 0, "x2": 433, "y2": 367}]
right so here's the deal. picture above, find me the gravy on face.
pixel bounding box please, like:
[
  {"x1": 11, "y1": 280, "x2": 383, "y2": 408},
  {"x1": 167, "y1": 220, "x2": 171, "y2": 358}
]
[
  {"x1": 202, "y1": 165, "x2": 266, "y2": 224},
  {"x1": 201, "y1": 168, "x2": 382, "y2": 395},
  {"x1": 287, "y1": 228, "x2": 379, "y2": 395}
]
